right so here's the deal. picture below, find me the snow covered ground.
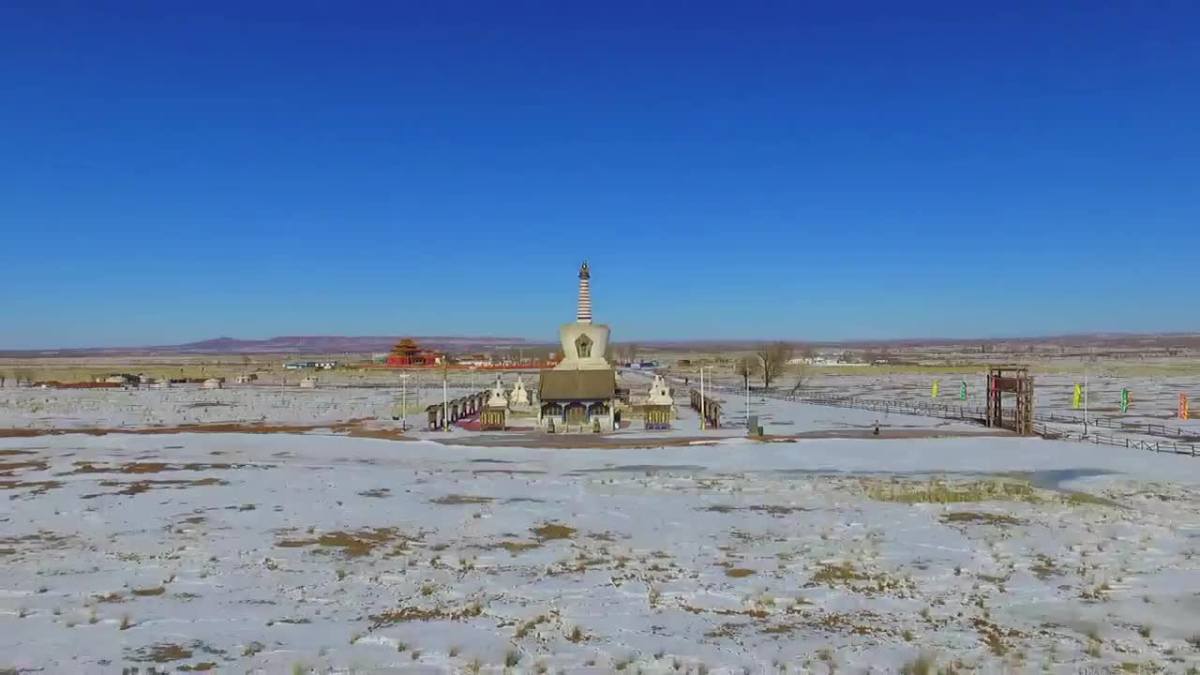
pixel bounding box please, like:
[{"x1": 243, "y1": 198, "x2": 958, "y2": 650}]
[
  {"x1": 4, "y1": 430, "x2": 1200, "y2": 673},
  {"x1": 0, "y1": 383, "x2": 478, "y2": 431}
]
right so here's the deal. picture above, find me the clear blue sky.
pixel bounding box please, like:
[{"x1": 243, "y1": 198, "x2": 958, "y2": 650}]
[{"x1": 2, "y1": 1, "x2": 1197, "y2": 348}]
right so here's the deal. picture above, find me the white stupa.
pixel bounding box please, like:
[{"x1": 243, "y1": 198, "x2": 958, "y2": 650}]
[
  {"x1": 509, "y1": 375, "x2": 530, "y2": 406},
  {"x1": 553, "y1": 262, "x2": 611, "y2": 372},
  {"x1": 486, "y1": 376, "x2": 508, "y2": 408},
  {"x1": 647, "y1": 374, "x2": 674, "y2": 405}
]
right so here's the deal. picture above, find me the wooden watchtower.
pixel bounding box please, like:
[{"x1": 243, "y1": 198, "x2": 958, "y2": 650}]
[{"x1": 986, "y1": 367, "x2": 1034, "y2": 435}]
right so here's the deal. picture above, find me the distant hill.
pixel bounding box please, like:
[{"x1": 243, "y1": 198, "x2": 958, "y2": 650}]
[
  {"x1": 3, "y1": 331, "x2": 1198, "y2": 358},
  {"x1": 0, "y1": 335, "x2": 540, "y2": 358}
]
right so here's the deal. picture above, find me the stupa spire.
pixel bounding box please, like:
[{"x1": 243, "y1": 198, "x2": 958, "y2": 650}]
[{"x1": 576, "y1": 261, "x2": 592, "y2": 323}]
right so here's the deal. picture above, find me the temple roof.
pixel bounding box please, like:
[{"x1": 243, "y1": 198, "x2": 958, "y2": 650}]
[{"x1": 538, "y1": 369, "x2": 615, "y2": 401}]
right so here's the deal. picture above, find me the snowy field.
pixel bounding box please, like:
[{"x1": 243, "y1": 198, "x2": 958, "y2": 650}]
[
  {"x1": 0, "y1": 384, "x2": 478, "y2": 431},
  {"x1": 4, "y1": 429, "x2": 1200, "y2": 673}
]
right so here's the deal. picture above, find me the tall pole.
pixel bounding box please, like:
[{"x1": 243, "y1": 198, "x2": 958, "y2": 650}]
[
  {"x1": 442, "y1": 361, "x2": 449, "y2": 432},
  {"x1": 700, "y1": 367, "x2": 706, "y2": 430},
  {"x1": 745, "y1": 372, "x2": 750, "y2": 426},
  {"x1": 399, "y1": 373, "x2": 409, "y2": 431},
  {"x1": 1083, "y1": 348, "x2": 1091, "y2": 436}
]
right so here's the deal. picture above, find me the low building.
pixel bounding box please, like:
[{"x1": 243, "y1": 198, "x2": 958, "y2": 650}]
[
  {"x1": 202, "y1": 378, "x2": 223, "y2": 389},
  {"x1": 284, "y1": 360, "x2": 338, "y2": 370},
  {"x1": 98, "y1": 373, "x2": 138, "y2": 385}
]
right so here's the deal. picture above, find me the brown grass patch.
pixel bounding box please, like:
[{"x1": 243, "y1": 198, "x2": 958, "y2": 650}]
[
  {"x1": 71, "y1": 461, "x2": 252, "y2": 474},
  {"x1": 276, "y1": 527, "x2": 409, "y2": 557},
  {"x1": 0, "y1": 479, "x2": 62, "y2": 495},
  {"x1": 95, "y1": 592, "x2": 126, "y2": 603},
  {"x1": 726, "y1": 568, "x2": 756, "y2": 578},
  {"x1": 495, "y1": 540, "x2": 542, "y2": 554},
  {"x1": 1030, "y1": 554, "x2": 1058, "y2": 580},
  {"x1": 0, "y1": 449, "x2": 38, "y2": 456},
  {"x1": 368, "y1": 602, "x2": 483, "y2": 629},
  {"x1": 865, "y1": 477, "x2": 1037, "y2": 504},
  {"x1": 811, "y1": 562, "x2": 868, "y2": 585},
  {"x1": 700, "y1": 504, "x2": 812, "y2": 516},
  {"x1": 807, "y1": 562, "x2": 915, "y2": 596},
  {"x1": 971, "y1": 617, "x2": 1021, "y2": 655},
  {"x1": 940, "y1": 512, "x2": 1024, "y2": 527},
  {"x1": 82, "y1": 477, "x2": 227, "y2": 498},
  {"x1": 129, "y1": 642, "x2": 193, "y2": 663},
  {"x1": 0, "y1": 460, "x2": 49, "y2": 473},
  {"x1": 532, "y1": 523, "x2": 576, "y2": 540},
  {"x1": 430, "y1": 494, "x2": 494, "y2": 505},
  {"x1": 132, "y1": 586, "x2": 166, "y2": 597}
]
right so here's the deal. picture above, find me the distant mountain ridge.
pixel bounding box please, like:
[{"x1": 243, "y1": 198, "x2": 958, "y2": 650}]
[
  {"x1": 3, "y1": 331, "x2": 1198, "y2": 358},
  {"x1": 0, "y1": 335, "x2": 539, "y2": 357}
]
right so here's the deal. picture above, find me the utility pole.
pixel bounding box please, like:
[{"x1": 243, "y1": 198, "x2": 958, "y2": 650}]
[
  {"x1": 442, "y1": 361, "x2": 449, "y2": 432},
  {"x1": 745, "y1": 371, "x2": 750, "y2": 426},
  {"x1": 700, "y1": 367, "x2": 706, "y2": 430},
  {"x1": 399, "y1": 373, "x2": 409, "y2": 431},
  {"x1": 1083, "y1": 347, "x2": 1093, "y2": 437}
]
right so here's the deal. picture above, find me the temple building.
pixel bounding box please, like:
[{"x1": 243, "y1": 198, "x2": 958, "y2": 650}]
[
  {"x1": 538, "y1": 262, "x2": 618, "y2": 431},
  {"x1": 643, "y1": 374, "x2": 674, "y2": 429},
  {"x1": 386, "y1": 338, "x2": 442, "y2": 367},
  {"x1": 480, "y1": 376, "x2": 508, "y2": 431}
]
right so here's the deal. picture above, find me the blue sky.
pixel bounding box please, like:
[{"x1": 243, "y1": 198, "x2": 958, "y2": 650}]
[{"x1": 1, "y1": 1, "x2": 1197, "y2": 348}]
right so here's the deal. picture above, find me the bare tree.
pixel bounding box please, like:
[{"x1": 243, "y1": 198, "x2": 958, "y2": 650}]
[
  {"x1": 734, "y1": 355, "x2": 759, "y2": 391},
  {"x1": 627, "y1": 343, "x2": 640, "y2": 365},
  {"x1": 788, "y1": 361, "x2": 810, "y2": 397},
  {"x1": 756, "y1": 342, "x2": 793, "y2": 389}
]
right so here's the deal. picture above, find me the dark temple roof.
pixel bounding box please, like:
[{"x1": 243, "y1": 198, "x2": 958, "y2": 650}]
[{"x1": 538, "y1": 368, "x2": 616, "y2": 401}]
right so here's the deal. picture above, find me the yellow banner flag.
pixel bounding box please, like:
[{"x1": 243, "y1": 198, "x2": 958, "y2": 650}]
[
  {"x1": 1072, "y1": 384, "x2": 1083, "y2": 409},
  {"x1": 1182, "y1": 393, "x2": 1190, "y2": 421},
  {"x1": 931, "y1": 380, "x2": 940, "y2": 398}
]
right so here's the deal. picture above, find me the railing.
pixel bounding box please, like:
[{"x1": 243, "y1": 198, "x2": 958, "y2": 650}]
[
  {"x1": 778, "y1": 390, "x2": 1199, "y2": 456},
  {"x1": 667, "y1": 376, "x2": 1199, "y2": 453},
  {"x1": 1033, "y1": 422, "x2": 1198, "y2": 456}
]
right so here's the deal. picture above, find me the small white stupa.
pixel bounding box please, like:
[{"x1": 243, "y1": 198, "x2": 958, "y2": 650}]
[
  {"x1": 509, "y1": 375, "x2": 530, "y2": 407},
  {"x1": 647, "y1": 374, "x2": 673, "y2": 405},
  {"x1": 486, "y1": 376, "x2": 508, "y2": 408}
]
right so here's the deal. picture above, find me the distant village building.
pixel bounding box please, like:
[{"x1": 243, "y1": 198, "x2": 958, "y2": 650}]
[
  {"x1": 202, "y1": 378, "x2": 223, "y2": 389},
  {"x1": 283, "y1": 360, "x2": 337, "y2": 370},
  {"x1": 98, "y1": 373, "x2": 139, "y2": 385},
  {"x1": 299, "y1": 377, "x2": 318, "y2": 389},
  {"x1": 538, "y1": 262, "x2": 617, "y2": 432},
  {"x1": 234, "y1": 374, "x2": 258, "y2": 384}
]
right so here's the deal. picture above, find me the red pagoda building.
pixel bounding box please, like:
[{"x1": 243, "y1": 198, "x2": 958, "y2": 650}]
[{"x1": 386, "y1": 338, "x2": 441, "y2": 367}]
